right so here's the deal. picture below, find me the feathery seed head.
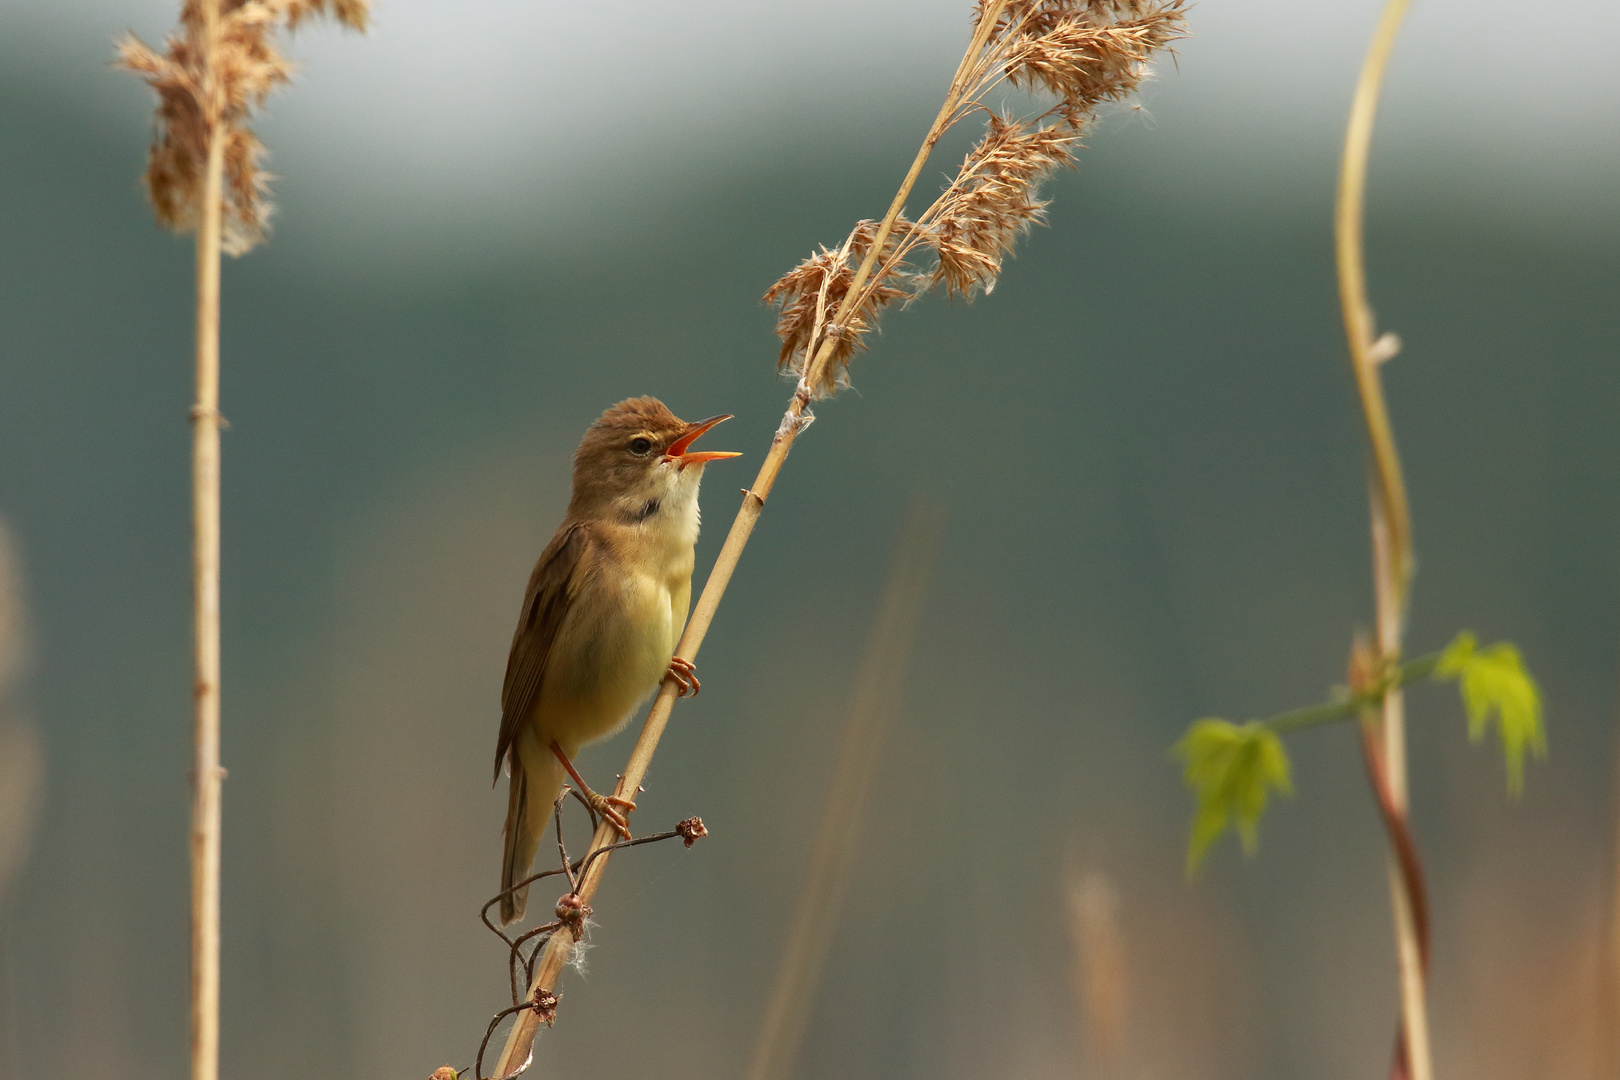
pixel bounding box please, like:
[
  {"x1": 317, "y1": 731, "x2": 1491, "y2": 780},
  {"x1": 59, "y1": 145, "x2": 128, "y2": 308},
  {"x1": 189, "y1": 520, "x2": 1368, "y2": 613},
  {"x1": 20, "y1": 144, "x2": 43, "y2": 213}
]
[
  {"x1": 762, "y1": 218, "x2": 917, "y2": 399},
  {"x1": 919, "y1": 115, "x2": 1075, "y2": 299},
  {"x1": 764, "y1": 0, "x2": 1183, "y2": 396},
  {"x1": 117, "y1": 0, "x2": 369, "y2": 255}
]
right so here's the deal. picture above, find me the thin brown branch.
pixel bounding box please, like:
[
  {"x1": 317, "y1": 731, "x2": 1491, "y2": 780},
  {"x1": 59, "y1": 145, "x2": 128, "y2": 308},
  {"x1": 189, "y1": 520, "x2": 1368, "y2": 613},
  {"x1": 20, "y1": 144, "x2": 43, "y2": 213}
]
[
  {"x1": 473, "y1": 819, "x2": 703, "y2": 1076},
  {"x1": 743, "y1": 502, "x2": 940, "y2": 1080}
]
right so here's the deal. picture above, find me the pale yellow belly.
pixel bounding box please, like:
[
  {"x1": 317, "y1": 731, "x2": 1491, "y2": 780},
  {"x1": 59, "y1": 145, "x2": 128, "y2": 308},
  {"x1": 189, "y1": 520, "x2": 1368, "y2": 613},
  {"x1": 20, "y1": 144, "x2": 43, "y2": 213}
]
[{"x1": 526, "y1": 567, "x2": 682, "y2": 757}]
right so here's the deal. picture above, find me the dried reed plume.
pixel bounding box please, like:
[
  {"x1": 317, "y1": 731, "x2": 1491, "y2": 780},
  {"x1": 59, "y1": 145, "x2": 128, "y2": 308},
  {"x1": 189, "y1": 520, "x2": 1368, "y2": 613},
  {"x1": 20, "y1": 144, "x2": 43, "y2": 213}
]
[
  {"x1": 117, "y1": 7, "x2": 367, "y2": 1080},
  {"x1": 765, "y1": 0, "x2": 1185, "y2": 397},
  {"x1": 117, "y1": 0, "x2": 369, "y2": 254},
  {"x1": 480, "y1": 3, "x2": 1180, "y2": 1074}
]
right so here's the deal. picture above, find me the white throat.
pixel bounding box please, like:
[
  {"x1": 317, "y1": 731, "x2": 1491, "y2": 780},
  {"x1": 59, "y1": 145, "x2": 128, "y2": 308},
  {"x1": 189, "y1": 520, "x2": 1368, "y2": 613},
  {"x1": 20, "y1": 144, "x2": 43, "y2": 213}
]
[{"x1": 612, "y1": 461, "x2": 703, "y2": 550}]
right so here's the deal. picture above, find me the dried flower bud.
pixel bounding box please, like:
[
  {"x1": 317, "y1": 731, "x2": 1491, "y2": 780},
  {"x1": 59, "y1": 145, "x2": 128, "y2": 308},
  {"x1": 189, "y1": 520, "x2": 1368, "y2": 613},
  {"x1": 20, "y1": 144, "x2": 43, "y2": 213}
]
[
  {"x1": 676, "y1": 817, "x2": 708, "y2": 847},
  {"x1": 428, "y1": 1067, "x2": 460, "y2": 1080},
  {"x1": 554, "y1": 892, "x2": 592, "y2": 926},
  {"x1": 530, "y1": 988, "x2": 559, "y2": 1027}
]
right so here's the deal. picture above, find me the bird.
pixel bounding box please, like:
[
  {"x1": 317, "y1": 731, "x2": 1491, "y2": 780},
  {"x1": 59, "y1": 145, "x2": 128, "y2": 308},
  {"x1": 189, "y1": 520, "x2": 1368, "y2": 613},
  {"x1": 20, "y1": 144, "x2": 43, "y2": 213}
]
[{"x1": 494, "y1": 396, "x2": 740, "y2": 925}]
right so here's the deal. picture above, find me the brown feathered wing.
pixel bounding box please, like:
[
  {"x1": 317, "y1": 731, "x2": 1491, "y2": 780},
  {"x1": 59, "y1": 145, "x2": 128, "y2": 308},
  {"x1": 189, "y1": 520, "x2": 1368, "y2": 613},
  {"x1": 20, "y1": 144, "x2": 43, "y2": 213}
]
[{"x1": 496, "y1": 521, "x2": 593, "y2": 924}]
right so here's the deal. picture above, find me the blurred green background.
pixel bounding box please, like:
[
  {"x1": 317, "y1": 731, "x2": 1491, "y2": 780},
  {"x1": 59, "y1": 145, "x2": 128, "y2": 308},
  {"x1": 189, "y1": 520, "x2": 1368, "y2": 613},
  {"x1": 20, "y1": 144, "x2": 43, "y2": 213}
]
[{"x1": 1, "y1": 2, "x2": 1617, "y2": 1079}]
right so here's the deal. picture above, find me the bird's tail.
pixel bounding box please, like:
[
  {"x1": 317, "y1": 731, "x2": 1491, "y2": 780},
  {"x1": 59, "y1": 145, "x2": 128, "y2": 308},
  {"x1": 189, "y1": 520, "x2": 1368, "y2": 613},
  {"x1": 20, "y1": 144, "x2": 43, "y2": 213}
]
[{"x1": 500, "y1": 741, "x2": 565, "y2": 926}]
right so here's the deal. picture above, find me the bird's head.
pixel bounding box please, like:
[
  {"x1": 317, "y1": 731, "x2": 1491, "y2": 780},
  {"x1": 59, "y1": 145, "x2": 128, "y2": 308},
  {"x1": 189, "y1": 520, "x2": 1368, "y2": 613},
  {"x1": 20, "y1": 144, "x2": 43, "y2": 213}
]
[{"x1": 569, "y1": 396, "x2": 741, "y2": 521}]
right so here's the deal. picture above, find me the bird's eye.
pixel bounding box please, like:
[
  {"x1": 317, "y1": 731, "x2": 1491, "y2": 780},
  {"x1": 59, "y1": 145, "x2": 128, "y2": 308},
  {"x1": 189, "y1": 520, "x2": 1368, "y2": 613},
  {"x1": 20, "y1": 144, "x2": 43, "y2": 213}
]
[{"x1": 629, "y1": 437, "x2": 654, "y2": 456}]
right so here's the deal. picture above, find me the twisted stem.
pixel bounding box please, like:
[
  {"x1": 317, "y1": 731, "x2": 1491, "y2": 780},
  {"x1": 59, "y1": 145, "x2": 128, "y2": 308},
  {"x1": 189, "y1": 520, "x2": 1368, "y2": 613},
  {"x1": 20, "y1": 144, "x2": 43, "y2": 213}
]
[{"x1": 1334, "y1": 2, "x2": 1429, "y2": 1077}]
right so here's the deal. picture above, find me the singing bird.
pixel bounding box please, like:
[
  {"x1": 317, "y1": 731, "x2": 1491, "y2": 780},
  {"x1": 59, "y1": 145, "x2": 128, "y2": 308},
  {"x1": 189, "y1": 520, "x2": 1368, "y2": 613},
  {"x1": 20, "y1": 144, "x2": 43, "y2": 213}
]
[{"x1": 494, "y1": 397, "x2": 740, "y2": 924}]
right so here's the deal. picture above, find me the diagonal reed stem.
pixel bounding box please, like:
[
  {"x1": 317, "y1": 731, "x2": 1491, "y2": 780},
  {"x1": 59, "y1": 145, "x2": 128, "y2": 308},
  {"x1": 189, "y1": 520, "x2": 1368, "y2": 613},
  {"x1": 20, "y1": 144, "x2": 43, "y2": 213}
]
[
  {"x1": 488, "y1": 9, "x2": 1011, "y2": 1075},
  {"x1": 743, "y1": 502, "x2": 939, "y2": 1080},
  {"x1": 1335, "y1": 2, "x2": 1428, "y2": 1078}
]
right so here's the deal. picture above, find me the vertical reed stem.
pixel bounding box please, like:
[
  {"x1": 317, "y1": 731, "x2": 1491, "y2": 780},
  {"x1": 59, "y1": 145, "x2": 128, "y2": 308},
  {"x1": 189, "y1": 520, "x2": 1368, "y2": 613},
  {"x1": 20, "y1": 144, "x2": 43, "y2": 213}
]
[
  {"x1": 190, "y1": 4, "x2": 226, "y2": 1077},
  {"x1": 1335, "y1": 2, "x2": 1429, "y2": 1078},
  {"x1": 1337, "y1": 0, "x2": 1414, "y2": 591}
]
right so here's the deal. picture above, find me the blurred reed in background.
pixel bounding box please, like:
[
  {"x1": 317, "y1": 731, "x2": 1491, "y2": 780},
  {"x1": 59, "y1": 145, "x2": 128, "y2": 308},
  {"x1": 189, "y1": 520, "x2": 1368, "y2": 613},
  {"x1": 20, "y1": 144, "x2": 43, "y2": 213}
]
[
  {"x1": 746, "y1": 502, "x2": 939, "y2": 1080},
  {"x1": 0, "y1": 523, "x2": 45, "y2": 1080}
]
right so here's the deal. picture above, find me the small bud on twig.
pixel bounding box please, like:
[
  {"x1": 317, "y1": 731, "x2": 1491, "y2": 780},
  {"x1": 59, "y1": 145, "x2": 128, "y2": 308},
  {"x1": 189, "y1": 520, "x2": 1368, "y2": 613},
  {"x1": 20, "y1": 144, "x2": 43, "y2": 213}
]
[
  {"x1": 530, "y1": 988, "x2": 559, "y2": 1028},
  {"x1": 1348, "y1": 632, "x2": 1385, "y2": 699},
  {"x1": 1368, "y1": 331, "x2": 1402, "y2": 365},
  {"x1": 676, "y1": 817, "x2": 709, "y2": 848},
  {"x1": 554, "y1": 892, "x2": 592, "y2": 938}
]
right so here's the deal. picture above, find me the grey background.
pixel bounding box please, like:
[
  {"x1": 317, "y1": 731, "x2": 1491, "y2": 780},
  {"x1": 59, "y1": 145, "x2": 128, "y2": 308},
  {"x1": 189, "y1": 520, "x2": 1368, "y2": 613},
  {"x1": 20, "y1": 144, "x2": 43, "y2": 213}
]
[{"x1": 1, "y1": 2, "x2": 1617, "y2": 1078}]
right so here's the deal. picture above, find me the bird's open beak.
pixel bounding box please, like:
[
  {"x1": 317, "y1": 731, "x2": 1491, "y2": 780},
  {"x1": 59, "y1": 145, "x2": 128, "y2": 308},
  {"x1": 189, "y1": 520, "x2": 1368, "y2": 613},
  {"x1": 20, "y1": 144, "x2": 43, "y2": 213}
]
[{"x1": 664, "y1": 414, "x2": 742, "y2": 468}]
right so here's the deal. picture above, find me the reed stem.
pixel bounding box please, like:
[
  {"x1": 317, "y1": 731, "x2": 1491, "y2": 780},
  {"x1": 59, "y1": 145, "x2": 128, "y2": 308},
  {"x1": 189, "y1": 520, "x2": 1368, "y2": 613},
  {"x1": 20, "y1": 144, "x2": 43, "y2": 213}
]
[
  {"x1": 1335, "y1": 2, "x2": 1429, "y2": 1077},
  {"x1": 1338, "y1": 0, "x2": 1414, "y2": 598},
  {"x1": 190, "y1": 102, "x2": 226, "y2": 1080},
  {"x1": 187, "y1": 7, "x2": 226, "y2": 1079}
]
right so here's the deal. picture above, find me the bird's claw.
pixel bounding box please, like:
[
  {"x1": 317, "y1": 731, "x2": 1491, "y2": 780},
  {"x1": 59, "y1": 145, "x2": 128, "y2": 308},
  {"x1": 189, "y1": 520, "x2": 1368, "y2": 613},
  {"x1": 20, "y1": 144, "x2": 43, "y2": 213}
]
[
  {"x1": 666, "y1": 656, "x2": 700, "y2": 697},
  {"x1": 550, "y1": 740, "x2": 636, "y2": 839},
  {"x1": 586, "y1": 791, "x2": 636, "y2": 839}
]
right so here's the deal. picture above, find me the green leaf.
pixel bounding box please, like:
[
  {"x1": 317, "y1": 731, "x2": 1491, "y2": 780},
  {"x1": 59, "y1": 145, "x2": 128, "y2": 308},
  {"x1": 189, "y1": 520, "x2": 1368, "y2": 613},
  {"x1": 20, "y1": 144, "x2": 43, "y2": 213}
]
[
  {"x1": 1434, "y1": 631, "x2": 1547, "y2": 795},
  {"x1": 1173, "y1": 718, "x2": 1293, "y2": 876}
]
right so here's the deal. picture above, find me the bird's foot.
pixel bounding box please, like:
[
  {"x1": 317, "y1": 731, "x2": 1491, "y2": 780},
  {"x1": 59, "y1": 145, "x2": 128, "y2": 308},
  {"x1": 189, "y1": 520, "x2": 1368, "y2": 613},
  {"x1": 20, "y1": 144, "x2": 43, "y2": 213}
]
[
  {"x1": 583, "y1": 789, "x2": 636, "y2": 840},
  {"x1": 666, "y1": 656, "x2": 700, "y2": 697},
  {"x1": 550, "y1": 741, "x2": 636, "y2": 839}
]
